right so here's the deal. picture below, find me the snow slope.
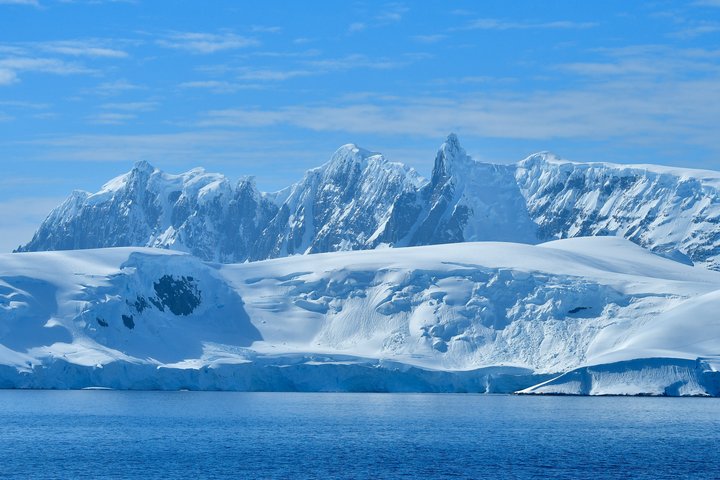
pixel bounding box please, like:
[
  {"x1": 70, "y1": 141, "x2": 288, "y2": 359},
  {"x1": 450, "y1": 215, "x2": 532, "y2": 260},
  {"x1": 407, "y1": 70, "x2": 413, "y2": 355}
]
[
  {"x1": 517, "y1": 153, "x2": 720, "y2": 269},
  {"x1": 19, "y1": 135, "x2": 720, "y2": 270},
  {"x1": 2, "y1": 237, "x2": 720, "y2": 394}
]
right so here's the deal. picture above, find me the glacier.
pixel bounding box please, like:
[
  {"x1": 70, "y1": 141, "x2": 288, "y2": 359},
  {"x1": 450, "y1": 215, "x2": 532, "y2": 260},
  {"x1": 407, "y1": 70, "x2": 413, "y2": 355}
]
[
  {"x1": 17, "y1": 134, "x2": 720, "y2": 270},
  {"x1": 8, "y1": 134, "x2": 720, "y2": 394},
  {"x1": 2, "y1": 237, "x2": 720, "y2": 395}
]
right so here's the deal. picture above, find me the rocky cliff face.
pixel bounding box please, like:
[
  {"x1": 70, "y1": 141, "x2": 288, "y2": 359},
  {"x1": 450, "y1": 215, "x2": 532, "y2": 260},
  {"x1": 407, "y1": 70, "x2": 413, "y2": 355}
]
[
  {"x1": 516, "y1": 153, "x2": 720, "y2": 269},
  {"x1": 251, "y1": 144, "x2": 422, "y2": 259},
  {"x1": 18, "y1": 135, "x2": 720, "y2": 269}
]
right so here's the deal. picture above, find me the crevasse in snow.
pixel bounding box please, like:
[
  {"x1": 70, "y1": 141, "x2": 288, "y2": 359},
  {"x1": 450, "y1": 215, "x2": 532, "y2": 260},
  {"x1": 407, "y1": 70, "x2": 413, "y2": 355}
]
[{"x1": 2, "y1": 237, "x2": 720, "y2": 394}]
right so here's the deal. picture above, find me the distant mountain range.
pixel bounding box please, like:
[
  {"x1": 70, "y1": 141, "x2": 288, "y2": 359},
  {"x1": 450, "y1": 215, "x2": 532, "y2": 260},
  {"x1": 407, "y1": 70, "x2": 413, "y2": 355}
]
[
  {"x1": 17, "y1": 134, "x2": 720, "y2": 270},
  {"x1": 5, "y1": 136, "x2": 720, "y2": 395}
]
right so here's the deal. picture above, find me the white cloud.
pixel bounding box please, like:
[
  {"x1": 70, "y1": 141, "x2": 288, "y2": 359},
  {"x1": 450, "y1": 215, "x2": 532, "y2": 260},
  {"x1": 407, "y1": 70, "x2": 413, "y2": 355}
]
[
  {"x1": 412, "y1": 34, "x2": 446, "y2": 44},
  {"x1": 58, "y1": 0, "x2": 138, "y2": 3},
  {"x1": 0, "y1": 57, "x2": 91, "y2": 74},
  {"x1": 194, "y1": 72, "x2": 720, "y2": 155},
  {"x1": 157, "y1": 32, "x2": 259, "y2": 54},
  {"x1": 0, "y1": 56, "x2": 93, "y2": 86},
  {"x1": 349, "y1": 4, "x2": 408, "y2": 33},
  {"x1": 89, "y1": 79, "x2": 144, "y2": 95},
  {"x1": 236, "y1": 68, "x2": 313, "y2": 81},
  {"x1": 24, "y1": 131, "x2": 256, "y2": 162},
  {"x1": 0, "y1": 0, "x2": 39, "y2": 5},
  {"x1": 462, "y1": 18, "x2": 596, "y2": 31},
  {"x1": 38, "y1": 40, "x2": 128, "y2": 58},
  {"x1": 0, "y1": 39, "x2": 130, "y2": 86},
  {"x1": 100, "y1": 101, "x2": 157, "y2": 111},
  {"x1": 376, "y1": 3, "x2": 408, "y2": 23},
  {"x1": 250, "y1": 25, "x2": 282, "y2": 33},
  {"x1": 307, "y1": 54, "x2": 407, "y2": 71},
  {"x1": 16, "y1": 132, "x2": 340, "y2": 191},
  {"x1": 32, "y1": 111, "x2": 58, "y2": 119},
  {"x1": 348, "y1": 22, "x2": 366, "y2": 33},
  {"x1": 181, "y1": 53, "x2": 409, "y2": 90},
  {"x1": 0, "y1": 68, "x2": 17, "y2": 85},
  {"x1": 0, "y1": 100, "x2": 49, "y2": 109},
  {"x1": 178, "y1": 80, "x2": 263, "y2": 93},
  {"x1": 672, "y1": 22, "x2": 720, "y2": 38},
  {"x1": 88, "y1": 112, "x2": 136, "y2": 124},
  {"x1": 559, "y1": 45, "x2": 720, "y2": 78}
]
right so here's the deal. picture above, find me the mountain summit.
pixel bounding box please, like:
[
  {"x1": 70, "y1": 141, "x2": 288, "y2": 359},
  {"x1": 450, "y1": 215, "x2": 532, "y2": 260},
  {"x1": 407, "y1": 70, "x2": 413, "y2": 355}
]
[{"x1": 17, "y1": 135, "x2": 720, "y2": 269}]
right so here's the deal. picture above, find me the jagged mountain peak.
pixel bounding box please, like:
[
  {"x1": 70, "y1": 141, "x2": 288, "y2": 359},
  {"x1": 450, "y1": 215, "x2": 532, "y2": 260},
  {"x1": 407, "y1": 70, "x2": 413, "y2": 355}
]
[
  {"x1": 323, "y1": 143, "x2": 384, "y2": 177},
  {"x1": 333, "y1": 143, "x2": 378, "y2": 159},
  {"x1": 132, "y1": 159, "x2": 155, "y2": 173},
  {"x1": 432, "y1": 133, "x2": 475, "y2": 183},
  {"x1": 517, "y1": 151, "x2": 559, "y2": 167},
  {"x1": 17, "y1": 136, "x2": 720, "y2": 270},
  {"x1": 298, "y1": 142, "x2": 421, "y2": 194},
  {"x1": 237, "y1": 175, "x2": 257, "y2": 186},
  {"x1": 101, "y1": 162, "x2": 227, "y2": 197}
]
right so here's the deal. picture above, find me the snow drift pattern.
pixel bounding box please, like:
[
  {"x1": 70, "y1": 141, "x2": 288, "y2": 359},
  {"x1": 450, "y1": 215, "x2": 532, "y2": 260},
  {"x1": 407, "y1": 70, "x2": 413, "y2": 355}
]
[{"x1": 2, "y1": 237, "x2": 720, "y2": 394}]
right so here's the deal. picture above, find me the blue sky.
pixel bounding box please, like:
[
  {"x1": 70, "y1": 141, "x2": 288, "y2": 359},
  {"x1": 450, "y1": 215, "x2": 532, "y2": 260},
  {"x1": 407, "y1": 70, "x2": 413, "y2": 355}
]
[{"x1": 1, "y1": 0, "x2": 719, "y2": 251}]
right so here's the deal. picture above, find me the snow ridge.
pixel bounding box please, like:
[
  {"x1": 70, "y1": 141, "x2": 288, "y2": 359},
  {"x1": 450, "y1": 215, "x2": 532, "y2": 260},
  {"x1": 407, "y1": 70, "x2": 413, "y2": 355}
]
[
  {"x1": 3, "y1": 237, "x2": 720, "y2": 394},
  {"x1": 17, "y1": 135, "x2": 720, "y2": 269}
]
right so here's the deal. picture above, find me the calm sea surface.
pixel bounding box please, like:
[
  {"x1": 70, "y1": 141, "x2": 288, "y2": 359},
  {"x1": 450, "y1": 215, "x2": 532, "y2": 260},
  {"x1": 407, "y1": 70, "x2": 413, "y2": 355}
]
[{"x1": 0, "y1": 391, "x2": 717, "y2": 479}]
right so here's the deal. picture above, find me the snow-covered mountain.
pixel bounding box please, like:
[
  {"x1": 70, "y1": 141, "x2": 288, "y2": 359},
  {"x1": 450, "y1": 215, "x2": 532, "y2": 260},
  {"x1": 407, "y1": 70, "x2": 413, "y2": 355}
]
[
  {"x1": 2, "y1": 237, "x2": 719, "y2": 394},
  {"x1": 517, "y1": 153, "x2": 720, "y2": 269},
  {"x1": 18, "y1": 134, "x2": 720, "y2": 269}
]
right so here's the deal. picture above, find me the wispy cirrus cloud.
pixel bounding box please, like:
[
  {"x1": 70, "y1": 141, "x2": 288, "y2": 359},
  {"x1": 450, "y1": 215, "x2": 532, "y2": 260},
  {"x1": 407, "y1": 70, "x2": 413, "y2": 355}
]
[
  {"x1": 236, "y1": 68, "x2": 313, "y2": 81},
  {"x1": 23, "y1": 131, "x2": 240, "y2": 162},
  {"x1": 250, "y1": 25, "x2": 282, "y2": 33},
  {"x1": 100, "y1": 101, "x2": 157, "y2": 112},
  {"x1": 58, "y1": 0, "x2": 138, "y2": 4},
  {"x1": 157, "y1": 32, "x2": 259, "y2": 54},
  {"x1": 0, "y1": 100, "x2": 51, "y2": 119},
  {"x1": 0, "y1": 38, "x2": 131, "y2": 86},
  {"x1": 36, "y1": 40, "x2": 128, "y2": 58},
  {"x1": 0, "y1": 0, "x2": 39, "y2": 6},
  {"x1": 558, "y1": 45, "x2": 720, "y2": 78},
  {"x1": 87, "y1": 112, "x2": 136, "y2": 125},
  {"x1": 88, "y1": 100, "x2": 158, "y2": 124},
  {"x1": 412, "y1": 34, "x2": 446, "y2": 44},
  {"x1": 348, "y1": 22, "x2": 366, "y2": 34},
  {"x1": 461, "y1": 18, "x2": 597, "y2": 31},
  {"x1": 674, "y1": 23, "x2": 720, "y2": 37},
  {"x1": 349, "y1": 3, "x2": 408, "y2": 33},
  {"x1": 194, "y1": 68, "x2": 720, "y2": 156},
  {"x1": 18, "y1": 131, "x2": 315, "y2": 171},
  {"x1": 0, "y1": 56, "x2": 93, "y2": 86},
  {"x1": 306, "y1": 53, "x2": 409, "y2": 71},
  {"x1": 376, "y1": 3, "x2": 408, "y2": 23},
  {"x1": 87, "y1": 79, "x2": 145, "y2": 95},
  {"x1": 178, "y1": 80, "x2": 264, "y2": 93},
  {"x1": 180, "y1": 53, "x2": 410, "y2": 90},
  {"x1": 0, "y1": 69, "x2": 17, "y2": 85},
  {"x1": 0, "y1": 57, "x2": 92, "y2": 74},
  {"x1": 0, "y1": 100, "x2": 50, "y2": 109}
]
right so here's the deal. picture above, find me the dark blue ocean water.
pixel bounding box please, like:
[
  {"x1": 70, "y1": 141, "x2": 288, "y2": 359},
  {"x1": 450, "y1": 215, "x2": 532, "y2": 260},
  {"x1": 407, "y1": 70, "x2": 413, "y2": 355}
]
[{"x1": 0, "y1": 391, "x2": 717, "y2": 479}]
